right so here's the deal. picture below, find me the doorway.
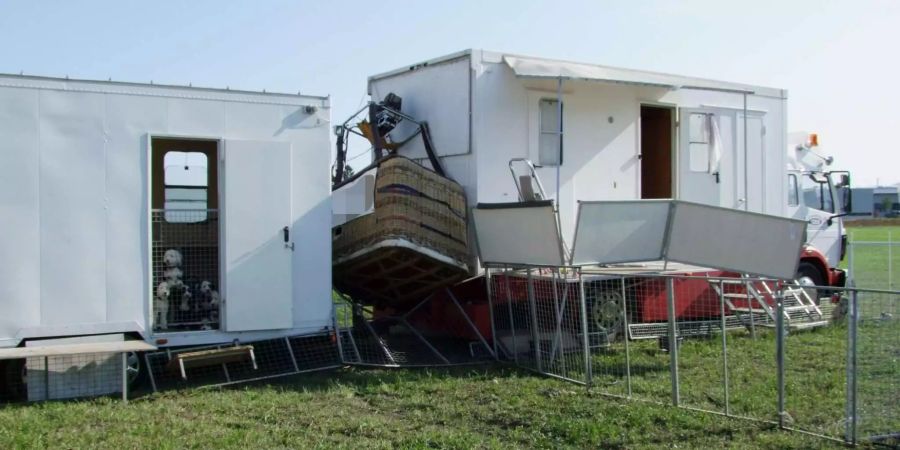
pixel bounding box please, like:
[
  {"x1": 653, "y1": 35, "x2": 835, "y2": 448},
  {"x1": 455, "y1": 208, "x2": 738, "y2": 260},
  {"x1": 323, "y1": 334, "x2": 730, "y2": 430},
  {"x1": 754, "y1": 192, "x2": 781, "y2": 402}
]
[
  {"x1": 640, "y1": 105, "x2": 674, "y2": 199},
  {"x1": 150, "y1": 137, "x2": 221, "y2": 333}
]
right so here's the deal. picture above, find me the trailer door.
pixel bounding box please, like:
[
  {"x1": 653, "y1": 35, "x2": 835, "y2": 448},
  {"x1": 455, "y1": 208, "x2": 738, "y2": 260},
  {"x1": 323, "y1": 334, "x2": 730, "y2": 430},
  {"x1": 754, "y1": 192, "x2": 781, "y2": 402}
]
[
  {"x1": 223, "y1": 140, "x2": 294, "y2": 332},
  {"x1": 678, "y1": 109, "x2": 721, "y2": 206}
]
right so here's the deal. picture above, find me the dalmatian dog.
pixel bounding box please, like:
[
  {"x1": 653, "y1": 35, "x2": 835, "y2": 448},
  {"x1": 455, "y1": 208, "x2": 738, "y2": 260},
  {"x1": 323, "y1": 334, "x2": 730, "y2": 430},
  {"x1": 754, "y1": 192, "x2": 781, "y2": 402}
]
[
  {"x1": 199, "y1": 280, "x2": 221, "y2": 322},
  {"x1": 163, "y1": 249, "x2": 184, "y2": 289},
  {"x1": 154, "y1": 281, "x2": 171, "y2": 330}
]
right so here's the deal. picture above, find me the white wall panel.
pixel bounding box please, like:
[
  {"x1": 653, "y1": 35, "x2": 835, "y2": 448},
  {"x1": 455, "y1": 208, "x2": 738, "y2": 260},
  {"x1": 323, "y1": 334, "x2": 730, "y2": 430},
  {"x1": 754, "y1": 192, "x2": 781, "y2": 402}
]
[
  {"x1": 38, "y1": 90, "x2": 107, "y2": 326},
  {"x1": 104, "y1": 95, "x2": 167, "y2": 326},
  {"x1": 0, "y1": 87, "x2": 41, "y2": 343},
  {"x1": 289, "y1": 123, "x2": 333, "y2": 330},
  {"x1": 166, "y1": 98, "x2": 224, "y2": 137},
  {"x1": 369, "y1": 57, "x2": 470, "y2": 159},
  {"x1": 571, "y1": 201, "x2": 669, "y2": 265}
]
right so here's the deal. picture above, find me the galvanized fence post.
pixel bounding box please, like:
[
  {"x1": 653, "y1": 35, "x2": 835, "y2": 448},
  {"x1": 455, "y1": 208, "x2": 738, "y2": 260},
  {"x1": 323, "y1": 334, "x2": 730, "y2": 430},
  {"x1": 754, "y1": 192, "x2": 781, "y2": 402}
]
[
  {"x1": 527, "y1": 268, "x2": 542, "y2": 372},
  {"x1": 845, "y1": 290, "x2": 859, "y2": 445},
  {"x1": 504, "y1": 268, "x2": 518, "y2": 365},
  {"x1": 550, "y1": 270, "x2": 567, "y2": 376},
  {"x1": 485, "y1": 267, "x2": 498, "y2": 357},
  {"x1": 666, "y1": 277, "x2": 680, "y2": 407},
  {"x1": 775, "y1": 285, "x2": 786, "y2": 429},
  {"x1": 578, "y1": 270, "x2": 592, "y2": 387},
  {"x1": 621, "y1": 278, "x2": 632, "y2": 397},
  {"x1": 719, "y1": 279, "x2": 730, "y2": 416}
]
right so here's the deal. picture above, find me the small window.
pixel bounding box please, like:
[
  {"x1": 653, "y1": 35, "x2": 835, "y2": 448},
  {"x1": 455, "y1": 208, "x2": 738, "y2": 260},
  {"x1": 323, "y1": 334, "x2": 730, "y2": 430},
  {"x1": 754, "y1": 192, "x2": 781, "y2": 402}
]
[
  {"x1": 539, "y1": 99, "x2": 563, "y2": 166},
  {"x1": 787, "y1": 174, "x2": 799, "y2": 206},
  {"x1": 164, "y1": 151, "x2": 209, "y2": 222},
  {"x1": 688, "y1": 113, "x2": 710, "y2": 172}
]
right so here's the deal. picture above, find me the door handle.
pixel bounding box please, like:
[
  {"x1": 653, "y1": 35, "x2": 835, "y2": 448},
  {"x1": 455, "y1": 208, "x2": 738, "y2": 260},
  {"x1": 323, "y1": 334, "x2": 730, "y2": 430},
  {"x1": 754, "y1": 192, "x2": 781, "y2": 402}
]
[{"x1": 283, "y1": 226, "x2": 294, "y2": 251}]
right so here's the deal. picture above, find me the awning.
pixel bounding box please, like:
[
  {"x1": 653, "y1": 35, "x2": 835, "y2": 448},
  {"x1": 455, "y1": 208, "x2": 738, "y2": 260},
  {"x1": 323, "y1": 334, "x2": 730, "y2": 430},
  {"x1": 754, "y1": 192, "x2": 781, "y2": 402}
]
[{"x1": 503, "y1": 55, "x2": 756, "y2": 94}]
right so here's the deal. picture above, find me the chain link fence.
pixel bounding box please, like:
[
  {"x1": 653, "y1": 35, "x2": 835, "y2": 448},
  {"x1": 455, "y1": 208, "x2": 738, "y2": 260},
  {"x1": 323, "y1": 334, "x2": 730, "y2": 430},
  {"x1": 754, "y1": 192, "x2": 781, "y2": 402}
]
[
  {"x1": 486, "y1": 264, "x2": 899, "y2": 446},
  {"x1": 848, "y1": 239, "x2": 900, "y2": 291}
]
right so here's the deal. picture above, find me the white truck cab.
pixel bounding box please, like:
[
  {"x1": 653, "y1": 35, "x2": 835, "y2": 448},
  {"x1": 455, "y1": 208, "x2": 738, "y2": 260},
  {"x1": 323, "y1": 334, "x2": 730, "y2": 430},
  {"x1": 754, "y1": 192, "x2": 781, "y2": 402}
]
[{"x1": 786, "y1": 132, "x2": 851, "y2": 287}]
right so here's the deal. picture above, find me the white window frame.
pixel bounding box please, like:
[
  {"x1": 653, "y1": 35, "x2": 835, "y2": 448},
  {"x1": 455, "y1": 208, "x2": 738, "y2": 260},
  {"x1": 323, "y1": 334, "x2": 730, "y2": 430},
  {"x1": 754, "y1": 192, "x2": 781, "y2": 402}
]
[{"x1": 787, "y1": 173, "x2": 799, "y2": 207}]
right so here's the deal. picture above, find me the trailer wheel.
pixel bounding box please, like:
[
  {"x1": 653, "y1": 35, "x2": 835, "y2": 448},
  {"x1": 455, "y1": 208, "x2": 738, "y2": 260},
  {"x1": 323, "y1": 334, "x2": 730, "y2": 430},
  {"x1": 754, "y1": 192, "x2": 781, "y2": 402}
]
[
  {"x1": 796, "y1": 262, "x2": 824, "y2": 305},
  {"x1": 125, "y1": 352, "x2": 148, "y2": 391},
  {"x1": 589, "y1": 288, "x2": 626, "y2": 342},
  {"x1": 1, "y1": 359, "x2": 26, "y2": 402}
]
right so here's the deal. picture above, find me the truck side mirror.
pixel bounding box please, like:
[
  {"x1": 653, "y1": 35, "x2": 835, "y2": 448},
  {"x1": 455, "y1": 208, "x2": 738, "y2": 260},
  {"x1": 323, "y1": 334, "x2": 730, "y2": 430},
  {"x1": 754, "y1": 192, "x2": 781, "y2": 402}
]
[{"x1": 838, "y1": 174, "x2": 850, "y2": 188}]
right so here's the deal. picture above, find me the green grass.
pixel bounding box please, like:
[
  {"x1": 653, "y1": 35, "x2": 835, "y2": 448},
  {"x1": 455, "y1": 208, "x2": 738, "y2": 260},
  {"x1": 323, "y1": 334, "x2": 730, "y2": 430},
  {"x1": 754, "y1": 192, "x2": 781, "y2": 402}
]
[
  {"x1": 844, "y1": 224, "x2": 900, "y2": 289},
  {"x1": 5, "y1": 323, "x2": 887, "y2": 449},
  {"x1": 0, "y1": 365, "x2": 849, "y2": 449}
]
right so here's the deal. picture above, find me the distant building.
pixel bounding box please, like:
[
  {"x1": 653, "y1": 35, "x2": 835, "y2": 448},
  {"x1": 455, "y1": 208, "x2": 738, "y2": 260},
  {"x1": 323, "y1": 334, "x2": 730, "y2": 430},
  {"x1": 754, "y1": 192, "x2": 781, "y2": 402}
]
[{"x1": 851, "y1": 186, "x2": 899, "y2": 217}]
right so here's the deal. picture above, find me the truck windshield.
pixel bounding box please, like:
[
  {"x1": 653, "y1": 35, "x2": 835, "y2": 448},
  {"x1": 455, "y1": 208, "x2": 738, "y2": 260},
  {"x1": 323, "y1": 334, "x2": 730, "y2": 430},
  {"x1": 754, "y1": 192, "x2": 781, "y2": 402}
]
[{"x1": 802, "y1": 173, "x2": 834, "y2": 213}]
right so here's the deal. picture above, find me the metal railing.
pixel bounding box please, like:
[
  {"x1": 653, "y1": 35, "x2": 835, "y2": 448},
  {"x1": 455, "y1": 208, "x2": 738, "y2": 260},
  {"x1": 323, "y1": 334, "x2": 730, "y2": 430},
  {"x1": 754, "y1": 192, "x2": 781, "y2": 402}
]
[{"x1": 486, "y1": 265, "x2": 899, "y2": 446}]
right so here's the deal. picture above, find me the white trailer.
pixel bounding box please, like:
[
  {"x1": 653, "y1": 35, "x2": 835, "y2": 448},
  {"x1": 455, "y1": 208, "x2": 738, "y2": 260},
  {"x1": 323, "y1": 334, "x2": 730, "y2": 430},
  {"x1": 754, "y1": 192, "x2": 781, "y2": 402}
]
[
  {"x1": 0, "y1": 74, "x2": 333, "y2": 351},
  {"x1": 368, "y1": 49, "x2": 788, "y2": 250}
]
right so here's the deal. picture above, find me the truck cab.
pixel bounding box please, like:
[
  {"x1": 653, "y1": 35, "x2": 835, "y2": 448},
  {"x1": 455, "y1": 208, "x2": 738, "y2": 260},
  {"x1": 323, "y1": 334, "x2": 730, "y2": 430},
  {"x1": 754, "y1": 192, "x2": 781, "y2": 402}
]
[{"x1": 786, "y1": 132, "x2": 851, "y2": 288}]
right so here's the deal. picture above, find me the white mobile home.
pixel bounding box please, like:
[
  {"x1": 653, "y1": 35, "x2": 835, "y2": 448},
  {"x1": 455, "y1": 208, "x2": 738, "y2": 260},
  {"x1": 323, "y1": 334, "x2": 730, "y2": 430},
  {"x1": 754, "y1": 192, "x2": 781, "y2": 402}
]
[
  {"x1": 368, "y1": 49, "x2": 788, "y2": 245},
  {"x1": 0, "y1": 74, "x2": 332, "y2": 349}
]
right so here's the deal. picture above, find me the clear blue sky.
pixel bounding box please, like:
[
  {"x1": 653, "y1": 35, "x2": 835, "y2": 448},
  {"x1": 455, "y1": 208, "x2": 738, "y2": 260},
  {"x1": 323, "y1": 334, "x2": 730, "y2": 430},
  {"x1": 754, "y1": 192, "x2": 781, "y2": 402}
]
[{"x1": 1, "y1": 0, "x2": 897, "y2": 186}]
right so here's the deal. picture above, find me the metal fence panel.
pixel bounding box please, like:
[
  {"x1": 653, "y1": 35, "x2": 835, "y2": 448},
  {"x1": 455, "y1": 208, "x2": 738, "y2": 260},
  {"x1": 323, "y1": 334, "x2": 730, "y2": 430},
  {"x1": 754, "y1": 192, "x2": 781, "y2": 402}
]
[
  {"x1": 854, "y1": 289, "x2": 899, "y2": 446},
  {"x1": 849, "y1": 240, "x2": 900, "y2": 291},
  {"x1": 782, "y1": 284, "x2": 849, "y2": 441},
  {"x1": 486, "y1": 266, "x2": 898, "y2": 446},
  {"x1": 488, "y1": 266, "x2": 590, "y2": 385}
]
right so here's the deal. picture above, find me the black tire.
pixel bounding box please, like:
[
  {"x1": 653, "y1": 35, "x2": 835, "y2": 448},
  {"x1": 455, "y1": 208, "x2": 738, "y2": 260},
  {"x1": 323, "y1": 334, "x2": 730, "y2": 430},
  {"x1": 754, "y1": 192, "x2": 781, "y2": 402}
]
[
  {"x1": 2, "y1": 358, "x2": 27, "y2": 402},
  {"x1": 125, "y1": 351, "x2": 149, "y2": 392},
  {"x1": 796, "y1": 262, "x2": 825, "y2": 305}
]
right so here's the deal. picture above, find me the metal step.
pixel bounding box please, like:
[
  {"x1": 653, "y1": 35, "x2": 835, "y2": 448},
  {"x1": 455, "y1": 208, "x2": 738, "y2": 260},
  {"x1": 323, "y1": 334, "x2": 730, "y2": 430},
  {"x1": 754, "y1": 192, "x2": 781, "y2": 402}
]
[
  {"x1": 788, "y1": 320, "x2": 831, "y2": 330},
  {"x1": 730, "y1": 307, "x2": 770, "y2": 314},
  {"x1": 784, "y1": 305, "x2": 813, "y2": 312},
  {"x1": 628, "y1": 316, "x2": 747, "y2": 340},
  {"x1": 166, "y1": 345, "x2": 257, "y2": 380}
]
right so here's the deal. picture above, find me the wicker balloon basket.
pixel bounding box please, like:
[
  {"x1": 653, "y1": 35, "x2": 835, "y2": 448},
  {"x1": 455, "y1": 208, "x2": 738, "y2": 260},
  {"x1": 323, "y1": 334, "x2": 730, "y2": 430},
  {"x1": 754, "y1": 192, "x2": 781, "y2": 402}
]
[{"x1": 333, "y1": 156, "x2": 470, "y2": 307}]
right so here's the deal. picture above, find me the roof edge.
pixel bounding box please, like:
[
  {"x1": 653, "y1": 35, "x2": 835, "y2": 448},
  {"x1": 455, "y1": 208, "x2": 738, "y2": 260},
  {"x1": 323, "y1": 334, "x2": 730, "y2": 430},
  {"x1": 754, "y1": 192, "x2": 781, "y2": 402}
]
[{"x1": 0, "y1": 73, "x2": 330, "y2": 103}]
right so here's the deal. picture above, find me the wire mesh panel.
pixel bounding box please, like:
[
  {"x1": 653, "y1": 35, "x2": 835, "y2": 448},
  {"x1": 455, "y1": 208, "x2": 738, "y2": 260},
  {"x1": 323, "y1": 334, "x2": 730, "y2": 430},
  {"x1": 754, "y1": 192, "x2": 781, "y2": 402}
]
[
  {"x1": 0, "y1": 353, "x2": 125, "y2": 404},
  {"x1": 151, "y1": 210, "x2": 221, "y2": 332},
  {"x1": 144, "y1": 333, "x2": 341, "y2": 392},
  {"x1": 854, "y1": 289, "x2": 899, "y2": 446},
  {"x1": 782, "y1": 283, "x2": 848, "y2": 440},
  {"x1": 489, "y1": 266, "x2": 590, "y2": 385},
  {"x1": 671, "y1": 277, "x2": 729, "y2": 415},
  {"x1": 849, "y1": 241, "x2": 900, "y2": 291},
  {"x1": 584, "y1": 277, "x2": 631, "y2": 398},
  {"x1": 333, "y1": 287, "x2": 497, "y2": 368}
]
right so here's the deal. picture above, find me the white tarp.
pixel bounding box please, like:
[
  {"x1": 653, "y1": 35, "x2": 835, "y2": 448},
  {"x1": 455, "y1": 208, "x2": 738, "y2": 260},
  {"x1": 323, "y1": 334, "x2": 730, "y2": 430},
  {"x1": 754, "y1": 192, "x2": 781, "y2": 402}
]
[
  {"x1": 503, "y1": 55, "x2": 756, "y2": 93},
  {"x1": 332, "y1": 168, "x2": 376, "y2": 227},
  {"x1": 571, "y1": 200, "x2": 670, "y2": 265},
  {"x1": 665, "y1": 202, "x2": 805, "y2": 280},
  {"x1": 473, "y1": 202, "x2": 566, "y2": 266}
]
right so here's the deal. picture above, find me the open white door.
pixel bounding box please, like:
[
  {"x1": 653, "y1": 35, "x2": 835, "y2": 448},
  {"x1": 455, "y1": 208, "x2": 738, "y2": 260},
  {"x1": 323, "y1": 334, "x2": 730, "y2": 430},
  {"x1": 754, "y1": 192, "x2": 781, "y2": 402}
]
[
  {"x1": 223, "y1": 140, "x2": 294, "y2": 332},
  {"x1": 679, "y1": 109, "x2": 721, "y2": 206},
  {"x1": 737, "y1": 112, "x2": 766, "y2": 213}
]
